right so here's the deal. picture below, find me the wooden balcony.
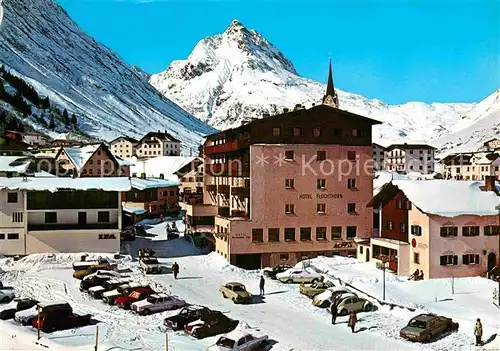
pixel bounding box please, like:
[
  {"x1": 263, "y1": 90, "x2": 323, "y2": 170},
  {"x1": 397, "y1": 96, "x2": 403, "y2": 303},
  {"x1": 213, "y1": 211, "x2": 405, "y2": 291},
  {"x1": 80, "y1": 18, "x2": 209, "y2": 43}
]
[
  {"x1": 218, "y1": 184, "x2": 230, "y2": 195},
  {"x1": 206, "y1": 184, "x2": 217, "y2": 193},
  {"x1": 231, "y1": 210, "x2": 248, "y2": 218},
  {"x1": 218, "y1": 206, "x2": 230, "y2": 217},
  {"x1": 231, "y1": 186, "x2": 250, "y2": 198},
  {"x1": 205, "y1": 162, "x2": 250, "y2": 177},
  {"x1": 182, "y1": 194, "x2": 204, "y2": 205},
  {"x1": 204, "y1": 137, "x2": 251, "y2": 155}
]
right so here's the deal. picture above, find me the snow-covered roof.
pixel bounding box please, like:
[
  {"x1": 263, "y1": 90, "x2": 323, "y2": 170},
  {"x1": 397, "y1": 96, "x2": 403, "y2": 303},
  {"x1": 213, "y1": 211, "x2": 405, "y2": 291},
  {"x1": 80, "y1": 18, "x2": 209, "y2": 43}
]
[
  {"x1": 0, "y1": 177, "x2": 131, "y2": 192},
  {"x1": 373, "y1": 171, "x2": 410, "y2": 196},
  {"x1": 115, "y1": 156, "x2": 134, "y2": 167},
  {"x1": 130, "y1": 177, "x2": 179, "y2": 190},
  {"x1": 130, "y1": 156, "x2": 197, "y2": 179},
  {"x1": 224, "y1": 329, "x2": 251, "y2": 340},
  {"x1": 62, "y1": 144, "x2": 101, "y2": 171},
  {"x1": 391, "y1": 180, "x2": 500, "y2": 217},
  {"x1": 123, "y1": 205, "x2": 146, "y2": 215},
  {"x1": 0, "y1": 156, "x2": 32, "y2": 173}
]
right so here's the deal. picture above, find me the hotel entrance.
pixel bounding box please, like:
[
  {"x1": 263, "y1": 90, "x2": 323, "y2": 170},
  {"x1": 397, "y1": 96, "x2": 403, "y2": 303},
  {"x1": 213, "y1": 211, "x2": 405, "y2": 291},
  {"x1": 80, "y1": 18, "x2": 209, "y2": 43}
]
[{"x1": 234, "y1": 253, "x2": 262, "y2": 270}]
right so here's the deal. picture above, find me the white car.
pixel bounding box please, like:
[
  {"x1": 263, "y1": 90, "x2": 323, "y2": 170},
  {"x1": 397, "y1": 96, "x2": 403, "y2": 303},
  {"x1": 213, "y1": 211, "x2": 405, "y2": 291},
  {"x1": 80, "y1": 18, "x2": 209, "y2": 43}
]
[
  {"x1": 312, "y1": 287, "x2": 356, "y2": 308},
  {"x1": 131, "y1": 293, "x2": 185, "y2": 315},
  {"x1": 82, "y1": 270, "x2": 121, "y2": 282},
  {"x1": 276, "y1": 268, "x2": 322, "y2": 284},
  {"x1": 336, "y1": 294, "x2": 373, "y2": 315},
  {"x1": 0, "y1": 287, "x2": 15, "y2": 303},
  {"x1": 139, "y1": 257, "x2": 162, "y2": 274},
  {"x1": 207, "y1": 330, "x2": 268, "y2": 351},
  {"x1": 88, "y1": 278, "x2": 131, "y2": 299},
  {"x1": 14, "y1": 305, "x2": 37, "y2": 325},
  {"x1": 102, "y1": 281, "x2": 143, "y2": 305}
]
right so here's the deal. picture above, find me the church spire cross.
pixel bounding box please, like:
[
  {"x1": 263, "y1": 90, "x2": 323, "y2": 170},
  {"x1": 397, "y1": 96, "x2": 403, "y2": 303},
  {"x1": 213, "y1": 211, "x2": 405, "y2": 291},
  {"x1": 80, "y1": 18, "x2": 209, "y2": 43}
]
[{"x1": 322, "y1": 58, "x2": 339, "y2": 108}]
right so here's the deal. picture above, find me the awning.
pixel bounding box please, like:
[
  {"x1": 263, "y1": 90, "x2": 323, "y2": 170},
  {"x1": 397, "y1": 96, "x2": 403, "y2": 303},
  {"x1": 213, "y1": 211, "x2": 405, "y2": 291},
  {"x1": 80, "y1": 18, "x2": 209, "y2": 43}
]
[{"x1": 123, "y1": 206, "x2": 146, "y2": 215}]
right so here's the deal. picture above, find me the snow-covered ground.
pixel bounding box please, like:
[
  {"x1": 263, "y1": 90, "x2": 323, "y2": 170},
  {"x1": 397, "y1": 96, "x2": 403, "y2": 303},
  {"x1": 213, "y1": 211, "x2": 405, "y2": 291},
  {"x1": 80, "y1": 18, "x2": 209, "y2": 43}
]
[{"x1": 0, "y1": 220, "x2": 498, "y2": 350}]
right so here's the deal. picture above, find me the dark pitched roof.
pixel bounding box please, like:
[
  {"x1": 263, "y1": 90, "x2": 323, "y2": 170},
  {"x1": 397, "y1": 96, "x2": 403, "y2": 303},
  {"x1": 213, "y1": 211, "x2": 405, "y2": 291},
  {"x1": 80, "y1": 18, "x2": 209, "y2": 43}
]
[
  {"x1": 110, "y1": 136, "x2": 139, "y2": 144},
  {"x1": 486, "y1": 153, "x2": 500, "y2": 161},
  {"x1": 372, "y1": 143, "x2": 386, "y2": 150},
  {"x1": 386, "y1": 143, "x2": 436, "y2": 151},
  {"x1": 138, "y1": 132, "x2": 181, "y2": 144}
]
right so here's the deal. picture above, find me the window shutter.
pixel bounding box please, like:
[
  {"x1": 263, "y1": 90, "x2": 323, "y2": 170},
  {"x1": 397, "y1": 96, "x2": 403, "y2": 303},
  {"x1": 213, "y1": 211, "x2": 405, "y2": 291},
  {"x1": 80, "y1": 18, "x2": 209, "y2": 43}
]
[
  {"x1": 462, "y1": 255, "x2": 469, "y2": 265},
  {"x1": 453, "y1": 227, "x2": 458, "y2": 236},
  {"x1": 440, "y1": 256, "x2": 446, "y2": 266},
  {"x1": 453, "y1": 256, "x2": 458, "y2": 265},
  {"x1": 475, "y1": 254, "x2": 479, "y2": 264},
  {"x1": 418, "y1": 226, "x2": 422, "y2": 235},
  {"x1": 411, "y1": 225, "x2": 415, "y2": 235},
  {"x1": 485, "y1": 226, "x2": 490, "y2": 236},
  {"x1": 440, "y1": 228, "x2": 446, "y2": 237},
  {"x1": 462, "y1": 227, "x2": 467, "y2": 236}
]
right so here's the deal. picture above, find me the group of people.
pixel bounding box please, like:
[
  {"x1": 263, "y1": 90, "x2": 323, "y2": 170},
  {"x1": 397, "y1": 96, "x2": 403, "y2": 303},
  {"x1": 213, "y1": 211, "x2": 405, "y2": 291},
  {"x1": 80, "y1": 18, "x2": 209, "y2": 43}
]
[
  {"x1": 408, "y1": 269, "x2": 424, "y2": 281},
  {"x1": 330, "y1": 296, "x2": 358, "y2": 333}
]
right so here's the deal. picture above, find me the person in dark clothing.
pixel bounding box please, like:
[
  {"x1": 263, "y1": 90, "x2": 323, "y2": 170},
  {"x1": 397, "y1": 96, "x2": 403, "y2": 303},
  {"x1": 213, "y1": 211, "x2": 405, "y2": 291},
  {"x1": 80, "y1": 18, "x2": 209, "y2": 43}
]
[
  {"x1": 474, "y1": 318, "x2": 483, "y2": 346},
  {"x1": 259, "y1": 275, "x2": 265, "y2": 295},
  {"x1": 330, "y1": 300, "x2": 338, "y2": 324},
  {"x1": 172, "y1": 262, "x2": 179, "y2": 279},
  {"x1": 348, "y1": 311, "x2": 358, "y2": 333}
]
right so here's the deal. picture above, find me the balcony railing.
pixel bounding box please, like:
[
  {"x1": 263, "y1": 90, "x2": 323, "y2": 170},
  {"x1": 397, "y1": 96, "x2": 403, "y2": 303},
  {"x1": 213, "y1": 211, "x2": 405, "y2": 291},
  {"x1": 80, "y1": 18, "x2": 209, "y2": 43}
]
[
  {"x1": 218, "y1": 207, "x2": 230, "y2": 217},
  {"x1": 205, "y1": 162, "x2": 250, "y2": 177},
  {"x1": 230, "y1": 210, "x2": 248, "y2": 218},
  {"x1": 204, "y1": 137, "x2": 251, "y2": 155},
  {"x1": 182, "y1": 194, "x2": 204, "y2": 205},
  {"x1": 231, "y1": 186, "x2": 250, "y2": 198},
  {"x1": 28, "y1": 223, "x2": 119, "y2": 231}
]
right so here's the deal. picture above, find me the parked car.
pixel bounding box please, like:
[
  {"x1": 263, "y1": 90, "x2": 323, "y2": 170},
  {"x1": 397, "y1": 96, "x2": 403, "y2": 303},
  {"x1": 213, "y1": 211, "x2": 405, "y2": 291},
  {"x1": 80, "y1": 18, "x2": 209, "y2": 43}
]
[
  {"x1": 115, "y1": 287, "x2": 156, "y2": 310},
  {"x1": 219, "y1": 282, "x2": 252, "y2": 304},
  {"x1": 312, "y1": 287, "x2": 356, "y2": 308},
  {"x1": 0, "y1": 286, "x2": 15, "y2": 303},
  {"x1": 400, "y1": 313, "x2": 459, "y2": 342},
  {"x1": 139, "y1": 257, "x2": 162, "y2": 274},
  {"x1": 262, "y1": 265, "x2": 293, "y2": 280},
  {"x1": 32, "y1": 304, "x2": 91, "y2": 333},
  {"x1": 88, "y1": 278, "x2": 130, "y2": 299},
  {"x1": 102, "y1": 282, "x2": 143, "y2": 305},
  {"x1": 15, "y1": 302, "x2": 72, "y2": 326},
  {"x1": 276, "y1": 268, "x2": 322, "y2": 284},
  {"x1": 73, "y1": 264, "x2": 116, "y2": 280},
  {"x1": 185, "y1": 311, "x2": 239, "y2": 339},
  {"x1": 131, "y1": 293, "x2": 185, "y2": 315},
  {"x1": 163, "y1": 305, "x2": 214, "y2": 331},
  {"x1": 0, "y1": 298, "x2": 38, "y2": 320},
  {"x1": 335, "y1": 294, "x2": 373, "y2": 315},
  {"x1": 72, "y1": 257, "x2": 116, "y2": 271},
  {"x1": 207, "y1": 330, "x2": 269, "y2": 351},
  {"x1": 80, "y1": 274, "x2": 118, "y2": 292},
  {"x1": 299, "y1": 281, "x2": 335, "y2": 298}
]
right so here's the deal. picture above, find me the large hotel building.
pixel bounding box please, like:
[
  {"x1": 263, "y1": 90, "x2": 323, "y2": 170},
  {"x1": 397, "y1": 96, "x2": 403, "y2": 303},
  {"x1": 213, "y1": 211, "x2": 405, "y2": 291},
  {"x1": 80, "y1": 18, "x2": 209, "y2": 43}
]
[{"x1": 188, "y1": 64, "x2": 381, "y2": 269}]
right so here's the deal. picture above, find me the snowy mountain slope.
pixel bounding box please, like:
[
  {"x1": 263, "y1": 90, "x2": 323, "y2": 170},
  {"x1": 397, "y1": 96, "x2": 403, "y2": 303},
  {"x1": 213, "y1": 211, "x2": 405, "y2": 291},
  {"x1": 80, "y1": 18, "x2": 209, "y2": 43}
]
[
  {"x1": 150, "y1": 19, "x2": 491, "y2": 147},
  {"x1": 0, "y1": 0, "x2": 215, "y2": 149},
  {"x1": 434, "y1": 89, "x2": 500, "y2": 155}
]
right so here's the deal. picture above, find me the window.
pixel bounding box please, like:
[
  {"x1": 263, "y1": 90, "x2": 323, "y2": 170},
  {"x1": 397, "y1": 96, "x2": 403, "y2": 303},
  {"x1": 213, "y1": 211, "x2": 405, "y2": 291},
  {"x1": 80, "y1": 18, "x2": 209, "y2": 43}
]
[
  {"x1": 462, "y1": 226, "x2": 479, "y2": 237},
  {"x1": 386, "y1": 221, "x2": 394, "y2": 230},
  {"x1": 98, "y1": 211, "x2": 110, "y2": 223},
  {"x1": 45, "y1": 212, "x2": 57, "y2": 224},
  {"x1": 317, "y1": 179, "x2": 326, "y2": 189},
  {"x1": 347, "y1": 203, "x2": 356, "y2": 213},
  {"x1": 484, "y1": 225, "x2": 499, "y2": 236},
  {"x1": 7, "y1": 233, "x2": 19, "y2": 240},
  {"x1": 317, "y1": 150, "x2": 326, "y2": 161},
  {"x1": 284, "y1": 228, "x2": 295, "y2": 241},
  {"x1": 346, "y1": 226, "x2": 357, "y2": 239},
  {"x1": 285, "y1": 179, "x2": 295, "y2": 189},
  {"x1": 313, "y1": 128, "x2": 321, "y2": 137},
  {"x1": 396, "y1": 200, "x2": 402, "y2": 209},
  {"x1": 462, "y1": 254, "x2": 480, "y2": 265},
  {"x1": 440, "y1": 227, "x2": 458, "y2": 237},
  {"x1": 293, "y1": 127, "x2": 302, "y2": 136},
  {"x1": 413, "y1": 252, "x2": 420, "y2": 264},
  {"x1": 7, "y1": 192, "x2": 18, "y2": 203},
  {"x1": 331, "y1": 226, "x2": 342, "y2": 239},
  {"x1": 252, "y1": 228, "x2": 264, "y2": 243},
  {"x1": 272, "y1": 127, "x2": 281, "y2": 136},
  {"x1": 411, "y1": 225, "x2": 422, "y2": 236},
  {"x1": 359, "y1": 246, "x2": 364, "y2": 254},
  {"x1": 400, "y1": 222, "x2": 406, "y2": 233},
  {"x1": 169, "y1": 191, "x2": 175, "y2": 196},
  {"x1": 347, "y1": 151, "x2": 356, "y2": 161},
  {"x1": 0, "y1": 234, "x2": 4, "y2": 239},
  {"x1": 280, "y1": 253, "x2": 289, "y2": 261},
  {"x1": 409, "y1": 150, "x2": 413, "y2": 154},
  {"x1": 405, "y1": 201, "x2": 412, "y2": 210},
  {"x1": 285, "y1": 204, "x2": 295, "y2": 214},
  {"x1": 163, "y1": 191, "x2": 168, "y2": 196},
  {"x1": 440, "y1": 255, "x2": 458, "y2": 266},
  {"x1": 285, "y1": 150, "x2": 294, "y2": 160},
  {"x1": 333, "y1": 128, "x2": 341, "y2": 137},
  {"x1": 12, "y1": 212, "x2": 23, "y2": 223},
  {"x1": 268, "y1": 228, "x2": 279, "y2": 242},
  {"x1": 316, "y1": 227, "x2": 327, "y2": 240},
  {"x1": 317, "y1": 203, "x2": 326, "y2": 214},
  {"x1": 351, "y1": 128, "x2": 358, "y2": 137},
  {"x1": 347, "y1": 179, "x2": 356, "y2": 189},
  {"x1": 300, "y1": 227, "x2": 312, "y2": 241}
]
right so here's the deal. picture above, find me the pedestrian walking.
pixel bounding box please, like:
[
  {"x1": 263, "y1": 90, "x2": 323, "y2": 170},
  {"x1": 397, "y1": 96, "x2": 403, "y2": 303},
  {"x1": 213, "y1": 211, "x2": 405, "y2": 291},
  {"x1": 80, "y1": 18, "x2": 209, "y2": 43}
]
[
  {"x1": 348, "y1": 311, "x2": 358, "y2": 333},
  {"x1": 330, "y1": 300, "x2": 338, "y2": 324},
  {"x1": 474, "y1": 318, "x2": 483, "y2": 346},
  {"x1": 172, "y1": 262, "x2": 179, "y2": 279},
  {"x1": 160, "y1": 214, "x2": 164, "y2": 223},
  {"x1": 259, "y1": 275, "x2": 265, "y2": 295}
]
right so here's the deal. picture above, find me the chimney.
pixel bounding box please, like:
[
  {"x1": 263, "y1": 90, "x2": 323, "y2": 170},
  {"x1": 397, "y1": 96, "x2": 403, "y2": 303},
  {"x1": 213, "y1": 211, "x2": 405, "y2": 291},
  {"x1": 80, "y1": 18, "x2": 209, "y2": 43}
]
[
  {"x1": 141, "y1": 172, "x2": 146, "y2": 179},
  {"x1": 159, "y1": 173, "x2": 164, "y2": 179},
  {"x1": 484, "y1": 175, "x2": 496, "y2": 192},
  {"x1": 283, "y1": 108, "x2": 289, "y2": 113},
  {"x1": 312, "y1": 103, "x2": 315, "y2": 107}
]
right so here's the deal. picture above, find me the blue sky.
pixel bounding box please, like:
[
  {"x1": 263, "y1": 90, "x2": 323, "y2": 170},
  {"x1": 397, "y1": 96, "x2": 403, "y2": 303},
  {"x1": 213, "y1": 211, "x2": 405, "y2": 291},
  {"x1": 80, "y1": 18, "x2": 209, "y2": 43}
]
[{"x1": 57, "y1": 0, "x2": 499, "y2": 104}]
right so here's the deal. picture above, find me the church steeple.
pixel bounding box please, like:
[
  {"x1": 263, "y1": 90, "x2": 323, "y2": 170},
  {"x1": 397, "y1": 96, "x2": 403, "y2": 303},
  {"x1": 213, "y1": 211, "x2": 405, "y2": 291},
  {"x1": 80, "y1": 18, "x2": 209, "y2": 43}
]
[{"x1": 322, "y1": 58, "x2": 339, "y2": 108}]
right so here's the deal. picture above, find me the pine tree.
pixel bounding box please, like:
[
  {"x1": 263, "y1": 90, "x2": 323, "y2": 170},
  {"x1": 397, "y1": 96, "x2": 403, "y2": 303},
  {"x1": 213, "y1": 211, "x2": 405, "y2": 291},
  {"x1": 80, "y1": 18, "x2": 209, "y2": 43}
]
[
  {"x1": 62, "y1": 109, "x2": 70, "y2": 125},
  {"x1": 41, "y1": 97, "x2": 50, "y2": 109},
  {"x1": 0, "y1": 111, "x2": 7, "y2": 130},
  {"x1": 49, "y1": 115, "x2": 55, "y2": 129},
  {"x1": 71, "y1": 113, "x2": 77, "y2": 126},
  {"x1": 17, "y1": 122, "x2": 25, "y2": 133}
]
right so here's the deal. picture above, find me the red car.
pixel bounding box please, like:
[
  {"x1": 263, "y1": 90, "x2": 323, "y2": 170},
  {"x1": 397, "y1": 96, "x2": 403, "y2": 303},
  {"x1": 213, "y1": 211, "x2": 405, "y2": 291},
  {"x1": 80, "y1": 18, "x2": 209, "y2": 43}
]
[{"x1": 115, "y1": 287, "x2": 155, "y2": 310}]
